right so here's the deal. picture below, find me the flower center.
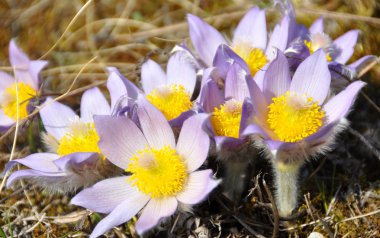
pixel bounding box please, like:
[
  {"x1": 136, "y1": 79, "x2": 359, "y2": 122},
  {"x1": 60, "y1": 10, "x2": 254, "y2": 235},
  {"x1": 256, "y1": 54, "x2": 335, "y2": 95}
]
[
  {"x1": 304, "y1": 33, "x2": 332, "y2": 61},
  {"x1": 210, "y1": 99, "x2": 242, "y2": 138},
  {"x1": 1, "y1": 82, "x2": 36, "y2": 120},
  {"x1": 57, "y1": 118, "x2": 102, "y2": 157},
  {"x1": 146, "y1": 84, "x2": 193, "y2": 120},
  {"x1": 233, "y1": 44, "x2": 267, "y2": 76},
  {"x1": 127, "y1": 145, "x2": 188, "y2": 198},
  {"x1": 267, "y1": 91, "x2": 325, "y2": 142}
]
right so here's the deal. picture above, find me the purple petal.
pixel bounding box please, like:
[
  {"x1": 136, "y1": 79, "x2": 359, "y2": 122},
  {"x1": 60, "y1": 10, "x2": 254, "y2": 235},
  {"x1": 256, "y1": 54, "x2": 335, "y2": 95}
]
[
  {"x1": 40, "y1": 98, "x2": 76, "y2": 140},
  {"x1": 94, "y1": 115, "x2": 148, "y2": 170},
  {"x1": 187, "y1": 14, "x2": 227, "y2": 66},
  {"x1": 80, "y1": 87, "x2": 111, "y2": 122},
  {"x1": 6, "y1": 169, "x2": 67, "y2": 188},
  {"x1": 29, "y1": 60, "x2": 48, "y2": 88},
  {"x1": 136, "y1": 96, "x2": 176, "y2": 149},
  {"x1": 71, "y1": 176, "x2": 145, "y2": 214},
  {"x1": 348, "y1": 55, "x2": 378, "y2": 71},
  {"x1": 225, "y1": 63, "x2": 250, "y2": 101},
  {"x1": 198, "y1": 79, "x2": 224, "y2": 113},
  {"x1": 168, "y1": 109, "x2": 196, "y2": 128},
  {"x1": 87, "y1": 191, "x2": 149, "y2": 238},
  {"x1": 166, "y1": 51, "x2": 197, "y2": 95},
  {"x1": 0, "y1": 71, "x2": 14, "y2": 90},
  {"x1": 107, "y1": 67, "x2": 140, "y2": 101},
  {"x1": 0, "y1": 109, "x2": 14, "y2": 128},
  {"x1": 213, "y1": 44, "x2": 250, "y2": 77},
  {"x1": 323, "y1": 81, "x2": 366, "y2": 123},
  {"x1": 263, "y1": 50, "x2": 291, "y2": 100},
  {"x1": 106, "y1": 70, "x2": 129, "y2": 111},
  {"x1": 4, "y1": 153, "x2": 60, "y2": 173},
  {"x1": 265, "y1": 16, "x2": 289, "y2": 60},
  {"x1": 246, "y1": 77, "x2": 269, "y2": 123},
  {"x1": 304, "y1": 121, "x2": 339, "y2": 144},
  {"x1": 333, "y1": 30, "x2": 359, "y2": 64},
  {"x1": 8, "y1": 40, "x2": 39, "y2": 89},
  {"x1": 177, "y1": 114, "x2": 210, "y2": 172},
  {"x1": 135, "y1": 197, "x2": 178, "y2": 235},
  {"x1": 53, "y1": 152, "x2": 98, "y2": 171},
  {"x1": 141, "y1": 60, "x2": 166, "y2": 94},
  {"x1": 290, "y1": 49, "x2": 331, "y2": 104},
  {"x1": 233, "y1": 7, "x2": 267, "y2": 50},
  {"x1": 176, "y1": 169, "x2": 219, "y2": 205},
  {"x1": 309, "y1": 17, "x2": 324, "y2": 34},
  {"x1": 252, "y1": 67, "x2": 266, "y2": 90}
]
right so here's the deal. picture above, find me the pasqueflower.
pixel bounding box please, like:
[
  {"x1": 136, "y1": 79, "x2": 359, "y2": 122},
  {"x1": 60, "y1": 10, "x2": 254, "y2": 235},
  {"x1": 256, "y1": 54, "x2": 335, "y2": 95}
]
[
  {"x1": 0, "y1": 40, "x2": 47, "y2": 130},
  {"x1": 71, "y1": 96, "x2": 219, "y2": 237}
]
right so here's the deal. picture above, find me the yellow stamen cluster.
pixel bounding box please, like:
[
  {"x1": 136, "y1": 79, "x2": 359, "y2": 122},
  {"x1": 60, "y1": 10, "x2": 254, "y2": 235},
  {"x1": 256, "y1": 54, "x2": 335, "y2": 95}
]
[
  {"x1": 1, "y1": 82, "x2": 36, "y2": 120},
  {"x1": 304, "y1": 40, "x2": 332, "y2": 62},
  {"x1": 146, "y1": 84, "x2": 193, "y2": 120},
  {"x1": 233, "y1": 44, "x2": 267, "y2": 76},
  {"x1": 267, "y1": 92, "x2": 324, "y2": 142},
  {"x1": 127, "y1": 145, "x2": 187, "y2": 198},
  {"x1": 210, "y1": 99, "x2": 243, "y2": 138},
  {"x1": 57, "y1": 122, "x2": 102, "y2": 157}
]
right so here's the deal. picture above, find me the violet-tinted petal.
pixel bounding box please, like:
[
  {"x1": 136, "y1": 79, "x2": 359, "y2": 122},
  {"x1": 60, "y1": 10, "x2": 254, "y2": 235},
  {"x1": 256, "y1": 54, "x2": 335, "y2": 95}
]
[
  {"x1": 198, "y1": 79, "x2": 224, "y2": 113},
  {"x1": 135, "y1": 197, "x2": 178, "y2": 235},
  {"x1": 239, "y1": 99, "x2": 254, "y2": 135},
  {"x1": 0, "y1": 110, "x2": 14, "y2": 128},
  {"x1": 87, "y1": 191, "x2": 150, "y2": 238},
  {"x1": 6, "y1": 169, "x2": 67, "y2": 188},
  {"x1": 166, "y1": 51, "x2": 197, "y2": 95},
  {"x1": 264, "y1": 139, "x2": 285, "y2": 151},
  {"x1": 177, "y1": 169, "x2": 219, "y2": 204},
  {"x1": 177, "y1": 114, "x2": 210, "y2": 172},
  {"x1": 4, "y1": 153, "x2": 60, "y2": 173},
  {"x1": 0, "y1": 71, "x2": 14, "y2": 90},
  {"x1": 323, "y1": 81, "x2": 366, "y2": 123},
  {"x1": 106, "y1": 70, "x2": 129, "y2": 111},
  {"x1": 246, "y1": 77, "x2": 268, "y2": 123},
  {"x1": 265, "y1": 16, "x2": 289, "y2": 60},
  {"x1": 225, "y1": 63, "x2": 250, "y2": 101},
  {"x1": 304, "y1": 121, "x2": 338, "y2": 144},
  {"x1": 187, "y1": 14, "x2": 227, "y2": 66},
  {"x1": 309, "y1": 17, "x2": 324, "y2": 34},
  {"x1": 40, "y1": 98, "x2": 76, "y2": 140},
  {"x1": 107, "y1": 67, "x2": 140, "y2": 102},
  {"x1": 263, "y1": 50, "x2": 291, "y2": 100},
  {"x1": 233, "y1": 7, "x2": 267, "y2": 49},
  {"x1": 53, "y1": 152, "x2": 98, "y2": 171},
  {"x1": 333, "y1": 30, "x2": 360, "y2": 64},
  {"x1": 290, "y1": 49, "x2": 331, "y2": 104},
  {"x1": 213, "y1": 44, "x2": 250, "y2": 78},
  {"x1": 253, "y1": 67, "x2": 266, "y2": 90},
  {"x1": 136, "y1": 95, "x2": 176, "y2": 149},
  {"x1": 94, "y1": 115, "x2": 148, "y2": 170},
  {"x1": 169, "y1": 109, "x2": 196, "y2": 128},
  {"x1": 80, "y1": 87, "x2": 111, "y2": 122},
  {"x1": 29, "y1": 60, "x2": 48, "y2": 88},
  {"x1": 241, "y1": 124, "x2": 268, "y2": 138},
  {"x1": 71, "y1": 176, "x2": 143, "y2": 214},
  {"x1": 348, "y1": 55, "x2": 378, "y2": 71},
  {"x1": 141, "y1": 60, "x2": 166, "y2": 94}
]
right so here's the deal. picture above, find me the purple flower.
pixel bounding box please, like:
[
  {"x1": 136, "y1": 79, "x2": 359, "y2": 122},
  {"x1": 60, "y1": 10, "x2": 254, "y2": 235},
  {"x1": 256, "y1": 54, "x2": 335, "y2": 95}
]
[
  {"x1": 198, "y1": 62, "x2": 251, "y2": 150},
  {"x1": 71, "y1": 96, "x2": 219, "y2": 237},
  {"x1": 109, "y1": 51, "x2": 198, "y2": 125},
  {"x1": 0, "y1": 40, "x2": 47, "y2": 130},
  {"x1": 4, "y1": 75, "x2": 128, "y2": 193},
  {"x1": 243, "y1": 49, "x2": 366, "y2": 216},
  {"x1": 187, "y1": 7, "x2": 289, "y2": 77}
]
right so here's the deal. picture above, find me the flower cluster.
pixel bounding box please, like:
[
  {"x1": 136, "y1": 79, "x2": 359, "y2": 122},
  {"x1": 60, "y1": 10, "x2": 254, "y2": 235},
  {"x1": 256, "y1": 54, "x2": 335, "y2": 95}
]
[{"x1": 2, "y1": 1, "x2": 376, "y2": 237}]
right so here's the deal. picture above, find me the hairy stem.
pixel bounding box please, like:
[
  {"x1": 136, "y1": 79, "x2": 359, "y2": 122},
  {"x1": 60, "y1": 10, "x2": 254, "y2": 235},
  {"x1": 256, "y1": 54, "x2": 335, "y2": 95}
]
[{"x1": 272, "y1": 161, "x2": 303, "y2": 217}]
